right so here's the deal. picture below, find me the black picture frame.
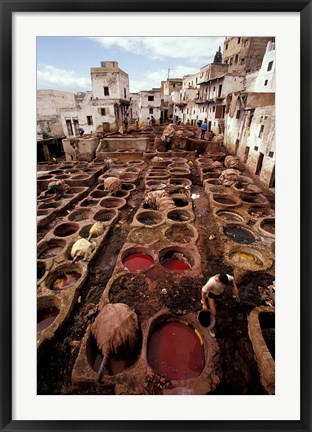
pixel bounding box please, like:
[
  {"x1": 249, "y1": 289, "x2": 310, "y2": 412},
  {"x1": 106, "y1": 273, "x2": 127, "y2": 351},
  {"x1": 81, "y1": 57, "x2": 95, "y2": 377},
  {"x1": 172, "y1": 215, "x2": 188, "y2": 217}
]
[{"x1": 1, "y1": 1, "x2": 311, "y2": 431}]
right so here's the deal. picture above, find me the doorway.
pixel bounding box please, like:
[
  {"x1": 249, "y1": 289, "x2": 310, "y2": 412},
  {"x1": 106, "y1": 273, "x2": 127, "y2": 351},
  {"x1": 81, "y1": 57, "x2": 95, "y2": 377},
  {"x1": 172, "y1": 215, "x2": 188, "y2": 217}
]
[
  {"x1": 66, "y1": 120, "x2": 73, "y2": 136},
  {"x1": 255, "y1": 152, "x2": 264, "y2": 176}
]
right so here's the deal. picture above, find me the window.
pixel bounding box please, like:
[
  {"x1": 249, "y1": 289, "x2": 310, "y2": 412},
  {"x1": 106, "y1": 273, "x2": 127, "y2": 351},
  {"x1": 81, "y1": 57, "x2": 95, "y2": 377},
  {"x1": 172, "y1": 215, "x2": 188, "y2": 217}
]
[
  {"x1": 87, "y1": 116, "x2": 93, "y2": 125},
  {"x1": 264, "y1": 80, "x2": 268, "y2": 86},
  {"x1": 124, "y1": 88, "x2": 127, "y2": 98},
  {"x1": 237, "y1": 37, "x2": 241, "y2": 44},
  {"x1": 267, "y1": 61, "x2": 274, "y2": 71},
  {"x1": 236, "y1": 110, "x2": 241, "y2": 119},
  {"x1": 269, "y1": 151, "x2": 274, "y2": 158},
  {"x1": 104, "y1": 86, "x2": 109, "y2": 96},
  {"x1": 258, "y1": 125, "x2": 264, "y2": 138},
  {"x1": 196, "y1": 78, "x2": 198, "y2": 83},
  {"x1": 149, "y1": 108, "x2": 153, "y2": 114},
  {"x1": 100, "y1": 108, "x2": 106, "y2": 116},
  {"x1": 244, "y1": 39, "x2": 249, "y2": 47},
  {"x1": 240, "y1": 58, "x2": 245, "y2": 64},
  {"x1": 148, "y1": 95, "x2": 154, "y2": 101},
  {"x1": 234, "y1": 54, "x2": 238, "y2": 63},
  {"x1": 213, "y1": 106, "x2": 215, "y2": 112},
  {"x1": 254, "y1": 146, "x2": 259, "y2": 151},
  {"x1": 225, "y1": 44, "x2": 228, "y2": 50},
  {"x1": 173, "y1": 84, "x2": 176, "y2": 88}
]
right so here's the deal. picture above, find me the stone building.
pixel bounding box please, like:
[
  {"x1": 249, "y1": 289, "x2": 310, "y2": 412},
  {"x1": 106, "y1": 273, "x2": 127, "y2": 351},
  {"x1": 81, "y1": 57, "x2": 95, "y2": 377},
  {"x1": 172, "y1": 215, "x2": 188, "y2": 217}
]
[
  {"x1": 160, "y1": 78, "x2": 183, "y2": 123},
  {"x1": 222, "y1": 37, "x2": 273, "y2": 74},
  {"x1": 37, "y1": 89, "x2": 77, "y2": 138},
  {"x1": 138, "y1": 88, "x2": 161, "y2": 124}
]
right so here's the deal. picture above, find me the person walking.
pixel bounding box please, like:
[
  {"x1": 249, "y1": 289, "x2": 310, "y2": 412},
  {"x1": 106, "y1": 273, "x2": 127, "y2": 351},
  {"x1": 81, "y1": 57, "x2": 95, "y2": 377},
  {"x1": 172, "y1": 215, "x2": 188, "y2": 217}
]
[
  {"x1": 200, "y1": 119, "x2": 208, "y2": 139},
  {"x1": 201, "y1": 273, "x2": 240, "y2": 337}
]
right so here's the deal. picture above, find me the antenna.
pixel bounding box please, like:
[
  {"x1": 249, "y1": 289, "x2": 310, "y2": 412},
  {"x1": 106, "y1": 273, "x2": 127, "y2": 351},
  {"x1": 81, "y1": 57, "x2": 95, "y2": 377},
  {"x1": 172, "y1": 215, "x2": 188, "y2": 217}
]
[{"x1": 168, "y1": 68, "x2": 170, "y2": 79}]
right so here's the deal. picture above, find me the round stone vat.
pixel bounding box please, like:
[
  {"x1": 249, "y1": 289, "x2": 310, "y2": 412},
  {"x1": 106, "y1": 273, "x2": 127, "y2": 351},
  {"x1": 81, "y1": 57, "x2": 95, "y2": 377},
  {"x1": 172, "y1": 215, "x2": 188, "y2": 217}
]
[
  {"x1": 168, "y1": 177, "x2": 192, "y2": 188},
  {"x1": 90, "y1": 190, "x2": 109, "y2": 199},
  {"x1": 233, "y1": 181, "x2": 262, "y2": 195},
  {"x1": 147, "y1": 320, "x2": 204, "y2": 380},
  {"x1": 211, "y1": 194, "x2": 241, "y2": 208},
  {"x1": 171, "y1": 194, "x2": 190, "y2": 208},
  {"x1": 37, "y1": 296, "x2": 61, "y2": 333},
  {"x1": 121, "y1": 246, "x2": 156, "y2": 271},
  {"x1": 37, "y1": 262, "x2": 46, "y2": 282},
  {"x1": 165, "y1": 223, "x2": 196, "y2": 243},
  {"x1": 168, "y1": 168, "x2": 191, "y2": 176},
  {"x1": 145, "y1": 180, "x2": 168, "y2": 191},
  {"x1": 119, "y1": 173, "x2": 137, "y2": 183},
  {"x1": 205, "y1": 178, "x2": 221, "y2": 186},
  {"x1": 197, "y1": 157, "x2": 212, "y2": 165},
  {"x1": 168, "y1": 162, "x2": 189, "y2": 170},
  {"x1": 46, "y1": 264, "x2": 83, "y2": 291},
  {"x1": 121, "y1": 182, "x2": 136, "y2": 192},
  {"x1": 135, "y1": 210, "x2": 165, "y2": 227},
  {"x1": 80, "y1": 198, "x2": 99, "y2": 207},
  {"x1": 71, "y1": 174, "x2": 90, "y2": 180},
  {"x1": 125, "y1": 167, "x2": 140, "y2": 174},
  {"x1": 66, "y1": 187, "x2": 85, "y2": 194},
  {"x1": 37, "y1": 209, "x2": 50, "y2": 222},
  {"x1": 50, "y1": 169, "x2": 64, "y2": 174},
  {"x1": 228, "y1": 246, "x2": 266, "y2": 270},
  {"x1": 241, "y1": 194, "x2": 270, "y2": 208},
  {"x1": 93, "y1": 208, "x2": 118, "y2": 225},
  {"x1": 159, "y1": 246, "x2": 194, "y2": 271},
  {"x1": 37, "y1": 193, "x2": 58, "y2": 203},
  {"x1": 202, "y1": 169, "x2": 221, "y2": 179},
  {"x1": 38, "y1": 174, "x2": 54, "y2": 180},
  {"x1": 208, "y1": 186, "x2": 229, "y2": 195},
  {"x1": 127, "y1": 160, "x2": 144, "y2": 167},
  {"x1": 171, "y1": 157, "x2": 187, "y2": 164},
  {"x1": 223, "y1": 224, "x2": 256, "y2": 244},
  {"x1": 37, "y1": 238, "x2": 66, "y2": 260},
  {"x1": 89, "y1": 330, "x2": 141, "y2": 376},
  {"x1": 114, "y1": 189, "x2": 130, "y2": 199},
  {"x1": 167, "y1": 209, "x2": 194, "y2": 224},
  {"x1": 215, "y1": 209, "x2": 245, "y2": 223},
  {"x1": 53, "y1": 222, "x2": 80, "y2": 237},
  {"x1": 259, "y1": 217, "x2": 275, "y2": 237},
  {"x1": 38, "y1": 202, "x2": 61, "y2": 210},
  {"x1": 55, "y1": 174, "x2": 70, "y2": 180},
  {"x1": 99, "y1": 197, "x2": 126, "y2": 209},
  {"x1": 68, "y1": 209, "x2": 93, "y2": 222},
  {"x1": 62, "y1": 163, "x2": 75, "y2": 169},
  {"x1": 248, "y1": 207, "x2": 273, "y2": 219}
]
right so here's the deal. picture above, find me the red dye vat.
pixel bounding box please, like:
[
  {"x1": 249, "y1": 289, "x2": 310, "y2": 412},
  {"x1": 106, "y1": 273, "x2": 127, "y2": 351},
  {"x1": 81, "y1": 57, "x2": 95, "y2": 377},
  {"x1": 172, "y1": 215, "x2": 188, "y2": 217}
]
[
  {"x1": 123, "y1": 253, "x2": 154, "y2": 271},
  {"x1": 52, "y1": 272, "x2": 80, "y2": 290},
  {"x1": 147, "y1": 321, "x2": 204, "y2": 380},
  {"x1": 161, "y1": 259, "x2": 190, "y2": 271},
  {"x1": 37, "y1": 307, "x2": 59, "y2": 332}
]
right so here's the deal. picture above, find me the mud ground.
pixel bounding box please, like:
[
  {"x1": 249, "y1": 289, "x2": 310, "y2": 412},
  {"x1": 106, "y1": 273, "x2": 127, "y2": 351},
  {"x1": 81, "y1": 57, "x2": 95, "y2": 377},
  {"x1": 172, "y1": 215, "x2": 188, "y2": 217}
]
[{"x1": 37, "y1": 152, "x2": 274, "y2": 395}]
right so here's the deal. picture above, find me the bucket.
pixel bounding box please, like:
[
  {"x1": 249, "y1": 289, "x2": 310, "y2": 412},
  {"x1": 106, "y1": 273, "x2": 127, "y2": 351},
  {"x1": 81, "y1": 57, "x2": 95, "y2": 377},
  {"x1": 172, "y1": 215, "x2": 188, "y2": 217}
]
[{"x1": 198, "y1": 310, "x2": 215, "y2": 329}]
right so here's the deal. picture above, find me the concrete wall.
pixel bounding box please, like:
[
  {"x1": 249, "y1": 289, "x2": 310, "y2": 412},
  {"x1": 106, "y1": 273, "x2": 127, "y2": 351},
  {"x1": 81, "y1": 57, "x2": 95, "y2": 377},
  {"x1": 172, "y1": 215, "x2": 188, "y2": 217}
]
[
  {"x1": 223, "y1": 37, "x2": 272, "y2": 74},
  {"x1": 224, "y1": 100, "x2": 275, "y2": 187},
  {"x1": 253, "y1": 43, "x2": 276, "y2": 92},
  {"x1": 182, "y1": 72, "x2": 201, "y2": 89},
  {"x1": 139, "y1": 90, "x2": 161, "y2": 123},
  {"x1": 37, "y1": 90, "x2": 77, "y2": 136}
]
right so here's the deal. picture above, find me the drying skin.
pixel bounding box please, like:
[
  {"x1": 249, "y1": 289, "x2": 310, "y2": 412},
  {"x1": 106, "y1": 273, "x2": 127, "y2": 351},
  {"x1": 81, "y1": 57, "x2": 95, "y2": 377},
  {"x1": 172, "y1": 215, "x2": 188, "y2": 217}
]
[
  {"x1": 91, "y1": 303, "x2": 139, "y2": 381},
  {"x1": 219, "y1": 168, "x2": 240, "y2": 186},
  {"x1": 144, "y1": 190, "x2": 176, "y2": 212},
  {"x1": 104, "y1": 176, "x2": 121, "y2": 195},
  {"x1": 71, "y1": 238, "x2": 96, "y2": 262},
  {"x1": 88, "y1": 222, "x2": 105, "y2": 241},
  {"x1": 224, "y1": 155, "x2": 241, "y2": 169}
]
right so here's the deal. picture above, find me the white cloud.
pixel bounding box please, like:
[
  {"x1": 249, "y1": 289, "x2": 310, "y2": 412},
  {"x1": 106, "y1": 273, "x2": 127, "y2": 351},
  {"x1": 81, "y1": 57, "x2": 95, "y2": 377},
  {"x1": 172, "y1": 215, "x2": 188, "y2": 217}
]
[
  {"x1": 129, "y1": 65, "x2": 200, "y2": 93},
  {"x1": 37, "y1": 64, "x2": 91, "y2": 93},
  {"x1": 89, "y1": 36, "x2": 225, "y2": 63}
]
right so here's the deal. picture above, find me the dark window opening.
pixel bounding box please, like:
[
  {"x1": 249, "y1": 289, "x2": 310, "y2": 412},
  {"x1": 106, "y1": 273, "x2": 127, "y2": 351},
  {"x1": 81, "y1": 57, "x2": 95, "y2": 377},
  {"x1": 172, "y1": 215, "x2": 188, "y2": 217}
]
[
  {"x1": 269, "y1": 166, "x2": 275, "y2": 188},
  {"x1": 269, "y1": 151, "x2": 274, "y2": 158},
  {"x1": 149, "y1": 108, "x2": 153, "y2": 114},
  {"x1": 255, "y1": 152, "x2": 264, "y2": 176},
  {"x1": 213, "y1": 106, "x2": 215, "y2": 112},
  {"x1": 104, "y1": 86, "x2": 109, "y2": 96},
  {"x1": 259, "y1": 125, "x2": 265, "y2": 138},
  {"x1": 234, "y1": 54, "x2": 238, "y2": 63},
  {"x1": 236, "y1": 110, "x2": 241, "y2": 119},
  {"x1": 173, "y1": 84, "x2": 176, "y2": 88},
  {"x1": 235, "y1": 139, "x2": 240, "y2": 154},
  {"x1": 267, "y1": 61, "x2": 274, "y2": 71},
  {"x1": 66, "y1": 120, "x2": 73, "y2": 136},
  {"x1": 240, "y1": 58, "x2": 245, "y2": 65},
  {"x1": 100, "y1": 108, "x2": 106, "y2": 116},
  {"x1": 225, "y1": 44, "x2": 228, "y2": 50},
  {"x1": 254, "y1": 146, "x2": 259, "y2": 151},
  {"x1": 148, "y1": 96, "x2": 154, "y2": 101},
  {"x1": 244, "y1": 146, "x2": 250, "y2": 163},
  {"x1": 247, "y1": 109, "x2": 255, "y2": 128},
  {"x1": 264, "y1": 80, "x2": 268, "y2": 86},
  {"x1": 218, "y1": 84, "x2": 222, "y2": 97},
  {"x1": 237, "y1": 37, "x2": 241, "y2": 44},
  {"x1": 87, "y1": 116, "x2": 93, "y2": 125},
  {"x1": 124, "y1": 88, "x2": 127, "y2": 98}
]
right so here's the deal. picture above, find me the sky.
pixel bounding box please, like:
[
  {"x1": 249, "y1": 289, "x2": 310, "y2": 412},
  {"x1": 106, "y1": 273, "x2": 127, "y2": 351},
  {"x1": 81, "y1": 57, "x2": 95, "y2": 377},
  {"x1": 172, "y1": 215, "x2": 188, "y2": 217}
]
[{"x1": 37, "y1": 36, "x2": 226, "y2": 94}]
